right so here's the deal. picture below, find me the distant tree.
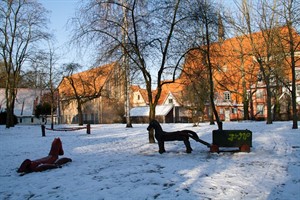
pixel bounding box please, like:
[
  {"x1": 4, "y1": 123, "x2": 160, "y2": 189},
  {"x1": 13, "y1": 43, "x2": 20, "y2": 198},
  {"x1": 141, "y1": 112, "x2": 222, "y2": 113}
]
[
  {"x1": 180, "y1": 69, "x2": 210, "y2": 126},
  {"x1": 72, "y1": 0, "x2": 221, "y2": 142},
  {"x1": 44, "y1": 41, "x2": 60, "y2": 129},
  {"x1": 276, "y1": 0, "x2": 300, "y2": 129},
  {"x1": 189, "y1": 0, "x2": 223, "y2": 129},
  {"x1": 0, "y1": 111, "x2": 17, "y2": 125},
  {"x1": 231, "y1": 0, "x2": 286, "y2": 124},
  {"x1": 20, "y1": 51, "x2": 48, "y2": 88},
  {"x1": 61, "y1": 63, "x2": 85, "y2": 125},
  {"x1": 20, "y1": 41, "x2": 60, "y2": 129},
  {"x1": 60, "y1": 63, "x2": 113, "y2": 125},
  {"x1": 35, "y1": 102, "x2": 51, "y2": 124},
  {"x1": 0, "y1": 0, "x2": 49, "y2": 128},
  {"x1": 216, "y1": 6, "x2": 258, "y2": 121}
]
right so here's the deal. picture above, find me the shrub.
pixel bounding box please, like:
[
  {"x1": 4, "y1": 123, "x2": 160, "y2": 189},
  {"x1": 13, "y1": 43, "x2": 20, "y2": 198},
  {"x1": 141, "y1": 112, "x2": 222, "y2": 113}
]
[{"x1": 0, "y1": 112, "x2": 18, "y2": 125}]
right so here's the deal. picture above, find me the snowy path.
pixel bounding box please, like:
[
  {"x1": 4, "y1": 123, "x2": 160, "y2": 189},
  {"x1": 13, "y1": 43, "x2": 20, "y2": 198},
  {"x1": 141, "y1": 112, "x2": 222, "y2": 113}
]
[{"x1": 0, "y1": 121, "x2": 299, "y2": 199}]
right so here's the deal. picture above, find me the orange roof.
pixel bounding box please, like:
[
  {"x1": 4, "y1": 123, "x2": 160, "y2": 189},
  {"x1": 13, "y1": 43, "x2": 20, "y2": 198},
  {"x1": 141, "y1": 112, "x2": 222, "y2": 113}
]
[
  {"x1": 58, "y1": 62, "x2": 118, "y2": 98},
  {"x1": 133, "y1": 27, "x2": 300, "y2": 106},
  {"x1": 180, "y1": 26, "x2": 300, "y2": 103}
]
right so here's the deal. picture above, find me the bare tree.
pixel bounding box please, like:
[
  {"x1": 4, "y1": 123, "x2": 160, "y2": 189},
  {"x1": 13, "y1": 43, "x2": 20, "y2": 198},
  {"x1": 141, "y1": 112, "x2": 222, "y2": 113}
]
[
  {"x1": 180, "y1": 65, "x2": 210, "y2": 126},
  {"x1": 72, "y1": 0, "x2": 209, "y2": 142},
  {"x1": 276, "y1": 0, "x2": 300, "y2": 129},
  {"x1": 187, "y1": 0, "x2": 223, "y2": 129},
  {"x1": 121, "y1": 1, "x2": 132, "y2": 128},
  {"x1": 222, "y1": 2, "x2": 268, "y2": 121},
  {"x1": 0, "y1": 0, "x2": 49, "y2": 128},
  {"x1": 61, "y1": 63, "x2": 85, "y2": 126},
  {"x1": 45, "y1": 41, "x2": 60, "y2": 129},
  {"x1": 60, "y1": 63, "x2": 119, "y2": 125},
  {"x1": 20, "y1": 46, "x2": 59, "y2": 127},
  {"x1": 21, "y1": 51, "x2": 48, "y2": 89},
  {"x1": 231, "y1": 0, "x2": 287, "y2": 124}
]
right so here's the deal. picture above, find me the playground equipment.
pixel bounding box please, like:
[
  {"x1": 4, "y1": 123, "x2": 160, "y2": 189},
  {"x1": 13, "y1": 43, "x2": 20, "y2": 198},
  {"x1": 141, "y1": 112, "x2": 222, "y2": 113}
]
[
  {"x1": 17, "y1": 138, "x2": 72, "y2": 174},
  {"x1": 147, "y1": 120, "x2": 252, "y2": 153},
  {"x1": 210, "y1": 129, "x2": 252, "y2": 153}
]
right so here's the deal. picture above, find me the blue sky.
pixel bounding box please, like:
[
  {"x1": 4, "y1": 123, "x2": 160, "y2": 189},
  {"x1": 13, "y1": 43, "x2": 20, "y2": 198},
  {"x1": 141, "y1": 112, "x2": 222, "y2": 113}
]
[
  {"x1": 39, "y1": 0, "x2": 235, "y2": 69},
  {"x1": 40, "y1": 0, "x2": 92, "y2": 68}
]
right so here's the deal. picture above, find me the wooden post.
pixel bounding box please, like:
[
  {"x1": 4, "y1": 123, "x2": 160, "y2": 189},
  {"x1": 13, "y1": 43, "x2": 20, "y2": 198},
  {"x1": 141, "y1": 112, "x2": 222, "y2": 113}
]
[
  {"x1": 41, "y1": 125, "x2": 46, "y2": 137},
  {"x1": 87, "y1": 124, "x2": 91, "y2": 134}
]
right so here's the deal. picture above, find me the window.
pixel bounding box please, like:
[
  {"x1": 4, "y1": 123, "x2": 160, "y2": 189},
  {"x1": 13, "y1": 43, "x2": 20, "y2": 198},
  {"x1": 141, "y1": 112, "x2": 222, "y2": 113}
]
[
  {"x1": 168, "y1": 99, "x2": 173, "y2": 104},
  {"x1": 219, "y1": 108, "x2": 224, "y2": 114},
  {"x1": 224, "y1": 91, "x2": 231, "y2": 101},
  {"x1": 297, "y1": 85, "x2": 300, "y2": 97},
  {"x1": 257, "y1": 105, "x2": 264, "y2": 115},
  {"x1": 137, "y1": 94, "x2": 140, "y2": 100},
  {"x1": 256, "y1": 89, "x2": 264, "y2": 99},
  {"x1": 296, "y1": 70, "x2": 300, "y2": 80}
]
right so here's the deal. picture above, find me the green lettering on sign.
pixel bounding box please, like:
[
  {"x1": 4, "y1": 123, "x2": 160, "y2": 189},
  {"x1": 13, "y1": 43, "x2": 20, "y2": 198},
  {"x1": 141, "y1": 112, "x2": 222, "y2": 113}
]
[{"x1": 228, "y1": 132, "x2": 251, "y2": 142}]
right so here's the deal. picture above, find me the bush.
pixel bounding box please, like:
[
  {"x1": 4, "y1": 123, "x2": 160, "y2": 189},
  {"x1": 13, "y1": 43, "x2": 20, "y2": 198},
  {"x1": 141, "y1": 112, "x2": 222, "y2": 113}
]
[
  {"x1": 35, "y1": 102, "x2": 51, "y2": 118},
  {"x1": 0, "y1": 112, "x2": 18, "y2": 125}
]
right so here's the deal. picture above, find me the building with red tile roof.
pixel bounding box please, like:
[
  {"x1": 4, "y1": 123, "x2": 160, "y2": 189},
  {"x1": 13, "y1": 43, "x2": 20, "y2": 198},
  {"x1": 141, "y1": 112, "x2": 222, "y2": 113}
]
[
  {"x1": 56, "y1": 27, "x2": 300, "y2": 124},
  {"x1": 57, "y1": 62, "x2": 126, "y2": 124},
  {"x1": 130, "y1": 26, "x2": 300, "y2": 122}
]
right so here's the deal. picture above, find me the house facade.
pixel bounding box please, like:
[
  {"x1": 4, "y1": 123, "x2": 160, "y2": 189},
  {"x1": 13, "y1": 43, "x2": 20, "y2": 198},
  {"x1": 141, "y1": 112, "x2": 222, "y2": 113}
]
[
  {"x1": 0, "y1": 88, "x2": 55, "y2": 125},
  {"x1": 180, "y1": 26, "x2": 300, "y2": 122},
  {"x1": 56, "y1": 27, "x2": 300, "y2": 124},
  {"x1": 57, "y1": 62, "x2": 126, "y2": 124}
]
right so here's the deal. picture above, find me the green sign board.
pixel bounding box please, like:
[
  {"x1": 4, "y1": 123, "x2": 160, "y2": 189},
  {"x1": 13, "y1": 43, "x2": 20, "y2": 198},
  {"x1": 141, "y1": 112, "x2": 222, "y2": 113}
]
[{"x1": 212, "y1": 129, "x2": 252, "y2": 147}]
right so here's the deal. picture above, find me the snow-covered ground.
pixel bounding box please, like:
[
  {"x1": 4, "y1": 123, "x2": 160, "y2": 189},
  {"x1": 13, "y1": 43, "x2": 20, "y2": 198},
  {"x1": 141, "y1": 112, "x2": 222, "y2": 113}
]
[{"x1": 0, "y1": 121, "x2": 299, "y2": 200}]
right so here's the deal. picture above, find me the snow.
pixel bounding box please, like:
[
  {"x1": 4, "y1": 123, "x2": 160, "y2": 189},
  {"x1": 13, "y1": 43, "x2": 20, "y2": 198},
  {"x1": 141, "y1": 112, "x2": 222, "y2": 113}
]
[
  {"x1": 0, "y1": 88, "x2": 48, "y2": 116},
  {"x1": 0, "y1": 121, "x2": 299, "y2": 200},
  {"x1": 130, "y1": 105, "x2": 173, "y2": 117}
]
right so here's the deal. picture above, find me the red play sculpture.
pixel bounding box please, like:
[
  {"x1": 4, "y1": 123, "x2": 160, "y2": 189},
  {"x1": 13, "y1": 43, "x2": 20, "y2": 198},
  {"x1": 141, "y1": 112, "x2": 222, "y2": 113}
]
[{"x1": 17, "y1": 137, "x2": 72, "y2": 174}]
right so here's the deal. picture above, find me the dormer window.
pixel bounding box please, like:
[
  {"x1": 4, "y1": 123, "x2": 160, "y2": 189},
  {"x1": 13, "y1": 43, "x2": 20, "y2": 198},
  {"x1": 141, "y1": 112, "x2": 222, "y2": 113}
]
[
  {"x1": 168, "y1": 99, "x2": 173, "y2": 104},
  {"x1": 222, "y1": 65, "x2": 227, "y2": 72},
  {"x1": 224, "y1": 91, "x2": 231, "y2": 102}
]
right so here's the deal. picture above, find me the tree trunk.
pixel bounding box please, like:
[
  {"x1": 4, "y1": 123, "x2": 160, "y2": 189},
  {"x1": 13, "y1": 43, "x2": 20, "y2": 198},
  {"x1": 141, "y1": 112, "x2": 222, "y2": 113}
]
[
  {"x1": 243, "y1": 98, "x2": 249, "y2": 120},
  {"x1": 209, "y1": 105, "x2": 215, "y2": 125},
  {"x1": 122, "y1": 2, "x2": 132, "y2": 128},
  {"x1": 124, "y1": 63, "x2": 132, "y2": 128},
  {"x1": 6, "y1": 105, "x2": 14, "y2": 128},
  {"x1": 208, "y1": 69, "x2": 222, "y2": 129},
  {"x1": 51, "y1": 107, "x2": 54, "y2": 130},
  {"x1": 77, "y1": 100, "x2": 83, "y2": 126},
  {"x1": 50, "y1": 92, "x2": 54, "y2": 129},
  {"x1": 204, "y1": 11, "x2": 222, "y2": 130},
  {"x1": 242, "y1": 72, "x2": 249, "y2": 120},
  {"x1": 266, "y1": 86, "x2": 273, "y2": 124},
  {"x1": 287, "y1": 26, "x2": 298, "y2": 129},
  {"x1": 249, "y1": 91, "x2": 255, "y2": 120},
  {"x1": 291, "y1": 69, "x2": 298, "y2": 129},
  {"x1": 148, "y1": 103, "x2": 156, "y2": 143},
  {"x1": 5, "y1": 88, "x2": 16, "y2": 128}
]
